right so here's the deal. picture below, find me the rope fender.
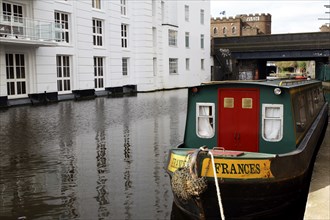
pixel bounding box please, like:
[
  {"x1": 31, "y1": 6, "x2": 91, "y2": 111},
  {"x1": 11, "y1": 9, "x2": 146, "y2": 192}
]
[
  {"x1": 171, "y1": 147, "x2": 226, "y2": 219},
  {"x1": 171, "y1": 148, "x2": 207, "y2": 201}
]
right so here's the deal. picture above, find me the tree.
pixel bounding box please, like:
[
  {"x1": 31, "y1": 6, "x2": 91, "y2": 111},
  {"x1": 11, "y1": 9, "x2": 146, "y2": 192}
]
[
  {"x1": 297, "y1": 61, "x2": 307, "y2": 73},
  {"x1": 276, "y1": 61, "x2": 297, "y2": 73}
]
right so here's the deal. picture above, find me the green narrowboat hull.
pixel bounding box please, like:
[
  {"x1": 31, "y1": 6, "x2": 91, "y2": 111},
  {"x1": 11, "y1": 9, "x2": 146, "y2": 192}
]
[{"x1": 166, "y1": 100, "x2": 328, "y2": 219}]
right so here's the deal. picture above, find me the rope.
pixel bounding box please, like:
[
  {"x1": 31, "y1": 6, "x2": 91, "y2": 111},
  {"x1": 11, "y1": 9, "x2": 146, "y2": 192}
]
[{"x1": 208, "y1": 150, "x2": 225, "y2": 220}]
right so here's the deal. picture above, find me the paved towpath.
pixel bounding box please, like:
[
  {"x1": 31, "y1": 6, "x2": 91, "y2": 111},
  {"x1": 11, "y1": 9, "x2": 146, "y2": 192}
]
[{"x1": 304, "y1": 117, "x2": 330, "y2": 220}]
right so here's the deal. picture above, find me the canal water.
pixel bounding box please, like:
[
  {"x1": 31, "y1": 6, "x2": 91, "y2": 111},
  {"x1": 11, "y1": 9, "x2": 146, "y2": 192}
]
[{"x1": 0, "y1": 89, "x2": 188, "y2": 220}]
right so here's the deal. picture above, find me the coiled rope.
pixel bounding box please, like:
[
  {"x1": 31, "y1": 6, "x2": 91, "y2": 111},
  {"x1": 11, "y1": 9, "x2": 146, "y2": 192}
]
[
  {"x1": 208, "y1": 150, "x2": 225, "y2": 220},
  {"x1": 171, "y1": 149, "x2": 207, "y2": 201}
]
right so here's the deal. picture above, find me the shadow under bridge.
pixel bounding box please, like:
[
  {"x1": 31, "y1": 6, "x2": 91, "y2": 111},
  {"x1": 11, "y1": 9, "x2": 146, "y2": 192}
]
[{"x1": 211, "y1": 32, "x2": 330, "y2": 81}]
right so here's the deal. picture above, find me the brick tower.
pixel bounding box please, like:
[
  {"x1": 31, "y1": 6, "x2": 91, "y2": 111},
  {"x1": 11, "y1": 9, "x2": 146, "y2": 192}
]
[{"x1": 211, "y1": 13, "x2": 272, "y2": 38}]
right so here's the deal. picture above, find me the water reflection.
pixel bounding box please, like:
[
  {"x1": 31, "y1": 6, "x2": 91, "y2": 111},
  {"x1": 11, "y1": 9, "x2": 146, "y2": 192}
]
[
  {"x1": 95, "y1": 98, "x2": 110, "y2": 219},
  {"x1": 58, "y1": 101, "x2": 79, "y2": 220},
  {"x1": 95, "y1": 129, "x2": 110, "y2": 219},
  {"x1": 153, "y1": 113, "x2": 161, "y2": 216},
  {"x1": 123, "y1": 98, "x2": 133, "y2": 219},
  {"x1": 0, "y1": 89, "x2": 187, "y2": 220}
]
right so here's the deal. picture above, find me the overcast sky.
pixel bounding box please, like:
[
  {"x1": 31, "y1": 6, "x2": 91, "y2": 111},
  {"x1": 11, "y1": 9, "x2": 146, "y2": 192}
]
[{"x1": 210, "y1": 0, "x2": 330, "y2": 34}]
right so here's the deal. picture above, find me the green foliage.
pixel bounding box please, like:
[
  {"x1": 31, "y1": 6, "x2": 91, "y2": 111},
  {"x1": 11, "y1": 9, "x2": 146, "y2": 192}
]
[{"x1": 275, "y1": 61, "x2": 307, "y2": 73}]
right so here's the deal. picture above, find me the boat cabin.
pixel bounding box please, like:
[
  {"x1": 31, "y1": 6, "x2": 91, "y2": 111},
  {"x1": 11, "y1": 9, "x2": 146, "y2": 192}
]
[{"x1": 183, "y1": 80, "x2": 326, "y2": 154}]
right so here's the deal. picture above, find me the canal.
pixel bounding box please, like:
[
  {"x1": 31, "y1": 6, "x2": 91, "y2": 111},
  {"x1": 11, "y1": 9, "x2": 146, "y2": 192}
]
[{"x1": 0, "y1": 89, "x2": 188, "y2": 220}]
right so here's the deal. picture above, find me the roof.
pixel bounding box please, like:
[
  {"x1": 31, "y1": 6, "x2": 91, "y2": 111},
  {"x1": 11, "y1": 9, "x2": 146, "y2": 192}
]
[{"x1": 201, "y1": 79, "x2": 321, "y2": 89}]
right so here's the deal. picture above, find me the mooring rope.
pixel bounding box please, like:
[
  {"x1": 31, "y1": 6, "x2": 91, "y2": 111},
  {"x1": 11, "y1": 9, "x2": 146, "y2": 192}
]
[{"x1": 208, "y1": 150, "x2": 225, "y2": 220}]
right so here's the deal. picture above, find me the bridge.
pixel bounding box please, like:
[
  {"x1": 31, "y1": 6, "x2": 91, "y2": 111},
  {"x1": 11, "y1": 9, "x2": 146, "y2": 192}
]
[{"x1": 211, "y1": 32, "x2": 330, "y2": 81}]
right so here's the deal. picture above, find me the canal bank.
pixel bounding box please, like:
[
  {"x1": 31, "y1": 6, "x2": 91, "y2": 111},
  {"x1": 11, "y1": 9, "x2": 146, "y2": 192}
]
[{"x1": 304, "y1": 116, "x2": 330, "y2": 220}]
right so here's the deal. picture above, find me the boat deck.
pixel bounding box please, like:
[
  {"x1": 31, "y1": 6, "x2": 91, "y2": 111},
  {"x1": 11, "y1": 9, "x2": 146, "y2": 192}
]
[
  {"x1": 172, "y1": 148, "x2": 276, "y2": 159},
  {"x1": 201, "y1": 79, "x2": 319, "y2": 89}
]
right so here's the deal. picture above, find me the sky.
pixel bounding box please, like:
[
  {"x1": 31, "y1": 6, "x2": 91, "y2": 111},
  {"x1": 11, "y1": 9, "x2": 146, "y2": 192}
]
[{"x1": 210, "y1": 0, "x2": 330, "y2": 34}]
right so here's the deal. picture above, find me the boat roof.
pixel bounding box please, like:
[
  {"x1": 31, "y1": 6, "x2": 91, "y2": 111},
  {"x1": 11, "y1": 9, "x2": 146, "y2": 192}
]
[{"x1": 201, "y1": 79, "x2": 321, "y2": 89}]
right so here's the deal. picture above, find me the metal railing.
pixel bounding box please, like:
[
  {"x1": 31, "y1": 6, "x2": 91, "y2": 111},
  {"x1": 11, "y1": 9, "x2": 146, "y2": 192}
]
[{"x1": 0, "y1": 15, "x2": 63, "y2": 42}]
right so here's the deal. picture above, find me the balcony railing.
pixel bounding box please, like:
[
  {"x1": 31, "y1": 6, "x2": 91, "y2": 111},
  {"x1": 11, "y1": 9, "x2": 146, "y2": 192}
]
[{"x1": 0, "y1": 15, "x2": 62, "y2": 43}]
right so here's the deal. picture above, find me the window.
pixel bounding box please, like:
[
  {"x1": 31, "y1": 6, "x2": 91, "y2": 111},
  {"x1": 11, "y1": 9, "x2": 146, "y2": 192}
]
[
  {"x1": 213, "y1": 27, "x2": 218, "y2": 35},
  {"x1": 121, "y1": 24, "x2": 128, "y2": 48},
  {"x1": 314, "y1": 88, "x2": 325, "y2": 110},
  {"x1": 201, "y1": 59, "x2": 204, "y2": 70},
  {"x1": 152, "y1": 0, "x2": 156, "y2": 16},
  {"x1": 169, "y1": 58, "x2": 178, "y2": 74},
  {"x1": 200, "y1": 9, "x2": 204, "y2": 25},
  {"x1": 152, "y1": 27, "x2": 157, "y2": 48},
  {"x1": 121, "y1": 0, "x2": 127, "y2": 16},
  {"x1": 313, "y1": 89, "x2": 320, "y2": 109},
  {"x1": 242, "y1": 98, "x2": 253, "y2": 109},
  {"x1": 262, "y1": 104, "x2": 283, "y2": 142},
  {"x1": 224, "y1": 97, "x2": 234, "y2": 108},
  {"x1": 231, "y1": 26, "x2": 237, "y2": 35},
  {"x1": 92, "y1": 0, "x2": 101, "y2": 9},
  {"x1": 2, "y1": 2, "x2": 24, "y2": 37},
  {"x1": 185, "y1": 32, "x2": 189, "y2": 48},
  {"x1": 6, "y1": 53, "x2": 26, "y2": 96},
  {"x1": 57, "y1": 55, "x2": 71, "y2": 92},
  {"x1": 168, "y1": 29, "x2": 177, "y2": 46},
  {"x1": 222, "y1": 27, "x2": 227, "y2": 35},
  {"x1": 161, "y1": 1, "x2": 165, "y2": 23},
  {"x1": 122, "y1": 58, "x2": 128, "y2": 75},
  {"x1": 2, "y1": 2, "x2": 23, "y2": 23},
  {"x1": 2, "y1": 3, "x2": 12, "y2": 22},
  {"x1": 185, "y1": 5, "x2": 189, "y2": 21},
  {"x1": 54, "y1": 11, "x2": 69, "y2": 43},
  {"x1": 186, "y1": 58, "x2": 190, "y2": 70},
  {"x1": 93, "y1": 19, "x2": 103, "y2": 46},
  {"x1": 307, "y1": 91, "x2": 314, "y2": 116},
  {"x1": 200, "y1": 34, "x2": 204, "y2": 49},
  {"x1": 94, "y1": 57, "x2": 104, "y2": 89},
  {"x1": 293, "y1": 93, "x2": 308, "y2": 137},
  {"x1": 293, "y1": 88, "x2": 325, "y2": 141},
  {"x1": 153, "y1": 58, "x2": 157, "y2": 76},
  {"x1": 196, "y1": 103, "x2": 215, "y2": 138}
]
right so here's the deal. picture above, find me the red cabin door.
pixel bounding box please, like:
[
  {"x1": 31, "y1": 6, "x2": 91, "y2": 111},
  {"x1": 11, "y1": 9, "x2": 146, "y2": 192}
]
[{"x1": 218, "y1": 89, "x2": 259, "y2": 152}]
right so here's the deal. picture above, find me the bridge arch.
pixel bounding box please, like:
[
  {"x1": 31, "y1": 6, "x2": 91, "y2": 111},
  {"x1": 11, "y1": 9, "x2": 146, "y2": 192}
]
[{"x1": 211, "y1": 32, "x2": 330, "y2": 81}]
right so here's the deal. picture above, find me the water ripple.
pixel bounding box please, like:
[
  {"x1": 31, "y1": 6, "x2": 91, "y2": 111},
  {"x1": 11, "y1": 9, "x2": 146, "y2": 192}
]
[{"x1": 0, "y1": 89, "x2": 187, "y2": 220}]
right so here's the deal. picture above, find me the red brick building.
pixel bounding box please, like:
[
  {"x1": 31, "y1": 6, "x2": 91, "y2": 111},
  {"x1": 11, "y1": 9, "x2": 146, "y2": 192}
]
[
  {"x1": 211, "y1": 13, "x2": 272, "y2": 38},
  {"x1": 319, "y1": 24, "x2": 330, "y2": 32}
]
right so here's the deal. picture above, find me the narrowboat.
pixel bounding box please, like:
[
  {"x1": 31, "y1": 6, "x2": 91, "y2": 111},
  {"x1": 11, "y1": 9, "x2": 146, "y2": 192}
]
[{"x1": 166, "y1": 79, "x2": 328, "y2": 219}]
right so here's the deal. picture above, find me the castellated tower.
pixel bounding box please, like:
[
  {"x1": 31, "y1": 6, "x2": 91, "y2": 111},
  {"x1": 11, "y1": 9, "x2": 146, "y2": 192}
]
[
  {"x1": 242, "y1": 13, "x2": 272, "y2": 35},
  {"x1": 211, "y1": 13, "x2": 271, "y2": 38},
  {"x1": 319, "y1": 24, "x2": 330, "y2": 32}
]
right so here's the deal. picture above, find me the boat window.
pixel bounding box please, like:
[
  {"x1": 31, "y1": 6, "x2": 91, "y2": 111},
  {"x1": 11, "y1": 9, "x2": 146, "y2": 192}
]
[
  {"x1": 292, "y1": 85, "x2": 325, "y2": 143},
  {"x1": 313, "y1": 89, "x2": 320, "y2": 110},
  {"x1": 196, "y1": 103, "x2": 215, "y2": 138},
  {"x1": 307, "y1": 91, "x2": 314, "y2": 116},
  {"x1": 262, "y1": 104, "x2": 283, "y2": 142},
  {"x1": 242, "y1": 98, "x2": 253, "y2": 109},
  {"x1": 295, "y1": 94, "x2": 307, "y2": 133},
  {"x1": 223, "y1": 97, "x2": 234, "y2": 108},
  {"x1": 315, "y1": 87, "x2": 325, "y2": 110}
]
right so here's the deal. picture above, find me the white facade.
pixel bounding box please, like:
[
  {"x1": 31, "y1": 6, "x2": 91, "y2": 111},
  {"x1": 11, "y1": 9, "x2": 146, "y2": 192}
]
[{"x1": 0, "y1": 0, "x2": 210, "y2": 102}]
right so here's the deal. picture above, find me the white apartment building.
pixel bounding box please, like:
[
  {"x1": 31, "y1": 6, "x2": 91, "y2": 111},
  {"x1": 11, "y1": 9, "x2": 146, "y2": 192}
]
[{"x1": 0, "y1": 0, "x2": 210, "y2": 106}]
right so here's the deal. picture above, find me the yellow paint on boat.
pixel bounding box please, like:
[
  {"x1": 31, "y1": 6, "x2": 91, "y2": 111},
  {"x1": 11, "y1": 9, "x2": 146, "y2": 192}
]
[
  {"x1": 201, "y1": 158, "x2": 273, "y2": 179},
  {"x1": 168, "y1": 153, "x2": 274, "y2": 179}
]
